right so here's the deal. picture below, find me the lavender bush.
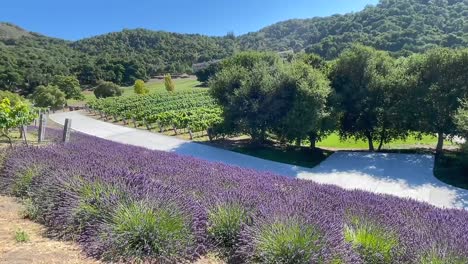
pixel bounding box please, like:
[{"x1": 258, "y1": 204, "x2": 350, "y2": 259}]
[{"x1": 1, "y1": 131, "x2": 468, "y2": 263}]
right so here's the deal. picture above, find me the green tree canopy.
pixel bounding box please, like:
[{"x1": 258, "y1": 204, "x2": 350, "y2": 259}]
[
  {"x1": 210, "y1": 52, "x2": 283, "y2": 142},
  {"x1": 0, "y1": 98, "x2": 36, "y2": 145},
  {"x1": 93, "y1": 81, "x2": 123, "y2": 98},
  {"x1": 0, "y1": 90, "x2": 26, "y2": 106},
  {"x1": 52, "y1": 75, "x2": 83, "y2": 100},
  {"x1": 275, "y1": 61, "x2": 331, "y2": 147},
  {"x1": 330, "y1": 45, "x2": 407, "y2": 151},
  {"x1": 134, "y1": 79, "x2": 149, "y2": 95},
  {"x1": 455, "y1": 99, "x2": 468, "y2": 138},
  {"x1": 405, "y1": 48, "x2": 468, "y2": 152},
  {"x1": 32, "y1": 85, "x2": 67, "y2": 110},
  {"x1": 211, "y1": 51, "x2": 331, "y2": 145},
  {"x1": 164, "y1": 74, "x2": 175, "y2": 92}
]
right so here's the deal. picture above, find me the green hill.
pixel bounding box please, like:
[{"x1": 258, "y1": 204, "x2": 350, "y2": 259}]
[
  {"x1": 238, "y1": 0, "x2": 467, "y2": 58},
  {"x1": 1, "y1": 0, "x2": 467, "y2": 94}
]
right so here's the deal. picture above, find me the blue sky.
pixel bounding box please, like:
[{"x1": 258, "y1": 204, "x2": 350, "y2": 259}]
[{"x1": 2, "y1": 0, "x2": 378, "y2": 40}]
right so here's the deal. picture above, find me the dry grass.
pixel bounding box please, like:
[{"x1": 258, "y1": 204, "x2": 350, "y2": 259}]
[{"x1": 0, "y1": 196, "x2": 99, "y2": 264}]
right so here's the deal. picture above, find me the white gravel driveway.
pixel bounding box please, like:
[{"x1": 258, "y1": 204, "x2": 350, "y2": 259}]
[{"x1": 50, "y1": 111, "x2": 468, "y2": 209}]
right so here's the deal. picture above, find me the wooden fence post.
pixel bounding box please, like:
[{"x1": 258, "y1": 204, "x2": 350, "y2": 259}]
[
  {"x1": 144, "y1": 119, "x2": 151, "y2": 130},
  {"x1": 188, "y1": 129, "x2": 193, "y2": 140},
  {"x1": 62, "y1": 118, "x2": 72, "y2": 143},
  {"x1": 38, "y1": 114, "x2": 46, "y2": 143}
]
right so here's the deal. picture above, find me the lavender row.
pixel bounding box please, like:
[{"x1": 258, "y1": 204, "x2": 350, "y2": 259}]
[{"x1": 1, "y1": 132, "x2": 467, "y2": 263}]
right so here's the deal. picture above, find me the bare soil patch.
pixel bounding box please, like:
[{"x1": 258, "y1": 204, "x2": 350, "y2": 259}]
[{"x1": 0, "y1": 196, "x2": 98, "y2": 264}]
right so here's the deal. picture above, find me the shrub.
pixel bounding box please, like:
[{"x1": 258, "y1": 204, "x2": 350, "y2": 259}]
[
  {"x1": 73, "y1": 180, "x2": 124, "y2": 234},
  {"x1": 12, "y1": 167, "x2": 40, "y2": 198},
  {"x1": 0, "y1": 98, "x2": 36, "y2": 146},
  {"x1": 164, "y1": 74, "x2": 175, "y2": 92},
  {"x1": 94, "y1": 81, "x2": 123, "y2": 98},
  {"x1": 252, "y1": 219, "x2": 323, "y2": 264},
  {"x1": 32, "y1": 85, "x2": 67, "y2": 109},
  {"x1": 207, "y1": 202, "x2": 249, "y2": 248},
  {"x1": 21, "y1": 197, "x2": 39, "y2": 220},
  {"x1": 344, "y1": 217, "x2": 400, "y2": 263},
  {"x1": 195, "y1": 62, "x2": 220, "y2": 85},
  {"x1": 14, "y1": 229, "x2": 30, "y2": 243},
  {"x1": 133, "y1": 79, "x2": 149, "y2": 95},
  {"x1": 420, "y1": 250, "x2": 467, "y2": 264},
  {"x1": 102, "y1": 200, "x2": 194, "y2": 262}
]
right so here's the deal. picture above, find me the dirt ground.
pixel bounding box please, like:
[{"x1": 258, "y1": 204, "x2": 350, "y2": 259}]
[
  {"x1": 0, "y1": 195, "x2": 223, "y2": 264},
  {"x1": 0, "y1": 196, "x2": 98, "y2": 264}
]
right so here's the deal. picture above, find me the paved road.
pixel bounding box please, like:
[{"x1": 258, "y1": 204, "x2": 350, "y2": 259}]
[{"x1": 50, "y1": 111, "x2": 468, "y2": 209}]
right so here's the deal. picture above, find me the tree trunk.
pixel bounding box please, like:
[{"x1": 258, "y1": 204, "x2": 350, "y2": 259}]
[
  {"x1": 377, "y1": 129, "x2": 386, "y2": 152},
  {"x1": 296, "y1": 138, "x2": 301, "y2": 147},
  {"x1": 309, "y1": 133, "x2": 317, "y2": 150},
  {"x1": 188, "y1": 129, "x2": 193, "y2": 140},
  {"x1": 366, "y1": 132, "x2": 374, "y2": 152},
  {"x1": 377, "y1": 138, "x2": 384, "y2": 152},
  {"x1": 22, "y1": 126, "x2": 28, "y2": 147},
  {"x1": 436, "y1": 132, "x2": 444, "y2": 154}
]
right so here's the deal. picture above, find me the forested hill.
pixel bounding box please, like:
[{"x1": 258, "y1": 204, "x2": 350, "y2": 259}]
[
  {"x1": 239, "y1": 0, "x2": 467, "y2": 58},
  {"x1": 1, "y1": 0, "x2": 467, "y2": 94},
  {"x1": 71, "y1": 29, "x2": 238, "y2": 74}
]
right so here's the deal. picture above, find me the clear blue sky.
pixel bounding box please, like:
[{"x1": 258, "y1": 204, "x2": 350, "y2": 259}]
[{"x1": 2, "y1": 0, "x2": 379, "y2": 40}]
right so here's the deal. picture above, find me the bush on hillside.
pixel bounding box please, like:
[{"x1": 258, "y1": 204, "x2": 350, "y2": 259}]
[{"x1": 93, "y1": 81, "x2": 123, "y2": 98}]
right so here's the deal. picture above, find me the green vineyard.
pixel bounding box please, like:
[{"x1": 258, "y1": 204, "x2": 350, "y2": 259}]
[{"x1": 87, "y1": 90, "x2": 222, "y2": 138}]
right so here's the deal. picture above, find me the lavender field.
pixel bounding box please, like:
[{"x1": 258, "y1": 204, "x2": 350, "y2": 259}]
[{"x1": 1, "y1": 132, "x2": 468, "y2": 263}]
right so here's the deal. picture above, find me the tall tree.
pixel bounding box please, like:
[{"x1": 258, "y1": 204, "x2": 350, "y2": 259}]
[
  {"x1": 164, "y1": 74, "x2": 175, "y2": 92},
  {"x1": 275, "y1": 61, "x2": 331, "y2": 148},
  {"x1": 330, "y1": 45, "x2": 401, "y2": 151},
  {"x1": 52, "y1": 75, "x2": 83, "y2": 100},
  {"x1": 32, "y1": 85, "x2": 67, "y2": 110},
  {"x1": 406, "y1": 48, "x2": 468, "y2": 153},
  {"x1": 210, "y1": 52, "x2": 283, "y2": 143},
  {"x1": 134, "y1": 79, "x2": 149, "y2": 95}
]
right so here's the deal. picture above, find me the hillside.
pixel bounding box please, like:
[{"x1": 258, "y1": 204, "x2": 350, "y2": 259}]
[
  {"x1": 238, "y1": 0, "x2": 468, "y2": 58},
  {"x1": 1, "y1": 0, "x2": 467, "y2": 94},
  {"x1": 0, "y1": 22, "x2": 33, "y2": 40},
  {"x1": 72, "y1": 29, "x2": 238, "y2": 75}
]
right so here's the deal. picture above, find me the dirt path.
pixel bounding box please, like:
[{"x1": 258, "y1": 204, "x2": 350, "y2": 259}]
[{"x1": 0, "y1": 196, "x2": 98, "y2": 264}]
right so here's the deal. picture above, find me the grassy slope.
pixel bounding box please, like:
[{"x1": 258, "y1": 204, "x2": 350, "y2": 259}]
[
  {"x1": 69, "y1": 79, "x2": 203, "y2": 106},
  {"x1": 121, "y1": 79, "x2": 203, "y2": 96},
  {"x1": 316, "y1": 133, "x2": 455, "y2": 150}
]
